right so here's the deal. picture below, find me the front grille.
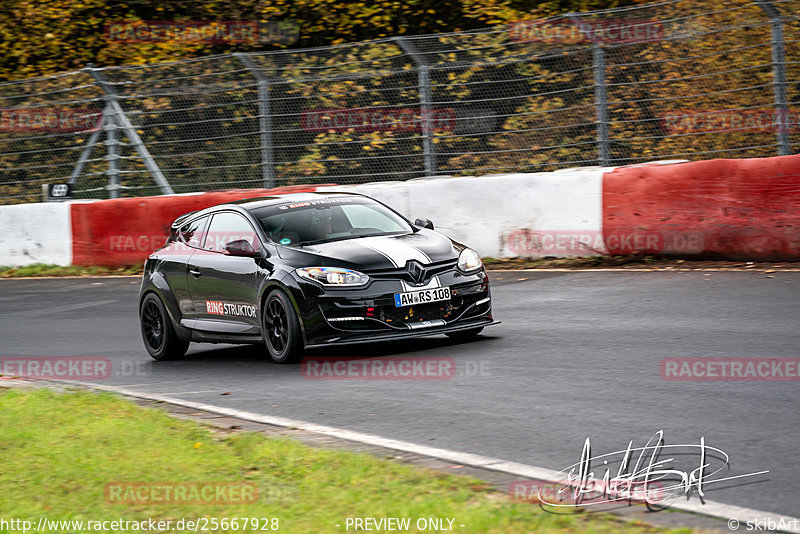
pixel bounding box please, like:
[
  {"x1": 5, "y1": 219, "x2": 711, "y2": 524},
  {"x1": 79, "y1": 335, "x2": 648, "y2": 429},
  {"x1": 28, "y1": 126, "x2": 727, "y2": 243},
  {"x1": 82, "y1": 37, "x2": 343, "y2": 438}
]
[{"x1": 364, "y1": 259, "x2": 458, "y2": 285}]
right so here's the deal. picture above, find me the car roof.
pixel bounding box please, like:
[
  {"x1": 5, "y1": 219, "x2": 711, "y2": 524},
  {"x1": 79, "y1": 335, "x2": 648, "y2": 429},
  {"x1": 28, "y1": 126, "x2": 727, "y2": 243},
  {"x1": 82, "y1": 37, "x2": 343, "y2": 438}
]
[
  {"x1": 171, "y1": 191, "x2": 368, "y2": 228},
  {"x1": 229, "y1": 191, "x2": 365, "y2": 210}
]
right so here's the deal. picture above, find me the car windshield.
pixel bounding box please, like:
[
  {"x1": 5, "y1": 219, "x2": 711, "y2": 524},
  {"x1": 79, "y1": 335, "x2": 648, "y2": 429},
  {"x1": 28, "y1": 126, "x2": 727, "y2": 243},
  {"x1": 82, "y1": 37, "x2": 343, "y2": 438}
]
[{"x1": 250, "y1": 197, "x2": 412, "y2": 246}]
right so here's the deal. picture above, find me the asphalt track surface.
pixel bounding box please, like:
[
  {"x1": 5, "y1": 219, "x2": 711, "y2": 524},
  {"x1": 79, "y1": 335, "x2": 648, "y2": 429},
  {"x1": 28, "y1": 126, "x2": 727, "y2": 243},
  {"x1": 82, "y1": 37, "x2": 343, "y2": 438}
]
[{"x1": 0, "y1": 271, "x2": 797, "y2": 519}]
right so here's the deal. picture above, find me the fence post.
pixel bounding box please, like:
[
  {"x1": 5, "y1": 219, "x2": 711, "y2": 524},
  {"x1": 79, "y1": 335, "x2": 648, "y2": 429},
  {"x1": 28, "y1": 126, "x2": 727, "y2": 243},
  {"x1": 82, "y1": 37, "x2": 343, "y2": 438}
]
[
  {"x1": 237, "y1": 54, "x2": 276, "y2": 189},
  {"x1": 593, "y1": 46, "x2": 610, "y2": 166},
  {"x1": 394, "y1": 36, "x2": 437, "y2": 176},
  {"x1": 756, "y1": 0, "x2": 791, "y2": 156},
  {"x1": 86, "y1": 64, "x2": 174, "y2": 195},
  {"x1": 105, "y1": 104, "x2": 120, "y2": 199},
  {"x1": 567, "y1": 14, "x2": 610, "y2": 166}
]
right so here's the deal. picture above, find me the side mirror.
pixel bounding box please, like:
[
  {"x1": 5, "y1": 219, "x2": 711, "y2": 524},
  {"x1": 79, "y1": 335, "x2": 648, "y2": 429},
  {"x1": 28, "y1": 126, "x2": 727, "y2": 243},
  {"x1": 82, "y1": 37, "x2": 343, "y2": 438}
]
[
  {"x1": 223, "y1": 239, "x2": 260, "y2": 257},
  {"x1": 414, "y1": 218, "x2": 434, "y2": 230}
]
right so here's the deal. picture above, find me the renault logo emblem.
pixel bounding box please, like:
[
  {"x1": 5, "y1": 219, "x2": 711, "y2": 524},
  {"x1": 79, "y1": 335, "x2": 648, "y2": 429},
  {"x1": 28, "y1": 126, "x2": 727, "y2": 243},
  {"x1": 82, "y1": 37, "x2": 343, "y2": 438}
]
[{"x1": 406, "y1": 260, "x2": 426, "y2": 284}]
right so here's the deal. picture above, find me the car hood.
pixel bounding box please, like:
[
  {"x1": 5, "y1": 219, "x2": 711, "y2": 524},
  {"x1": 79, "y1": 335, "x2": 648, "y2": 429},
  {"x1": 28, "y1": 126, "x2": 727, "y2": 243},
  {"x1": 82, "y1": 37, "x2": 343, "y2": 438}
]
[{"x1": 275, "y1": 229, "x2": 460, "y2": 270}]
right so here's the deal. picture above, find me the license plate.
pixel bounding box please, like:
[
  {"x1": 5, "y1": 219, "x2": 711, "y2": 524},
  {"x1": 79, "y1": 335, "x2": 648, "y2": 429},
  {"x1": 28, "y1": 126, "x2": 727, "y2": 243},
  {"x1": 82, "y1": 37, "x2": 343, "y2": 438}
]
[
  {"x1": 408, "y1": 319, "x2": 446, "y2": 330},
  {"x1": 394, "y1": 287, "x2": 451, "y2": 307}
]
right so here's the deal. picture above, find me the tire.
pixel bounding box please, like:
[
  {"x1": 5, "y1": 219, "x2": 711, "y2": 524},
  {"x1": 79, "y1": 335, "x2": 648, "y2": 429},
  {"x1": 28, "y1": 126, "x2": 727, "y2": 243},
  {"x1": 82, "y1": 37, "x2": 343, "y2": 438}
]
[
  {"x1": 445, "y1": 327, "x2": 484, "y2": 342},
  {"x1": 262, "y1": 289, "x2": 304, "y2": 363},
  {"x1": 140, "y1": 293, "x2": 190, "y2": 361}
]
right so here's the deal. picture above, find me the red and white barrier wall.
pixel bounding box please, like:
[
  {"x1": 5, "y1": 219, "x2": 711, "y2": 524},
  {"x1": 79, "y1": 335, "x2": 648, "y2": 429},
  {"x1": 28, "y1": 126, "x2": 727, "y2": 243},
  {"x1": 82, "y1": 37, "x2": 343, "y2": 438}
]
[
  {"x1": 70, "y1": 184, "x2": 329, "y2": 267},
  {"x1": 0, "y1": 202, "x2": 73, "y2": 265},
  {"x1": 603, "y1": 155, "x2": 800, "y2": 260},
  {"x1": 319, "y1": 166, "x2": 609, "y2": 258},
  {"x1": 1, "y1": 154, "x2": 799, "y2": 267}
]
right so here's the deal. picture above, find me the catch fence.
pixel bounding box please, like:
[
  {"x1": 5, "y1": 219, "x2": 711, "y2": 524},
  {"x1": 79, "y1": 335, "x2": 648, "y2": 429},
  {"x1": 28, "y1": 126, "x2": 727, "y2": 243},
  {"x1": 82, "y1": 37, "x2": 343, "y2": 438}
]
[{"x1": 0, "y1": 0, "x2": 798, "y2": 203}]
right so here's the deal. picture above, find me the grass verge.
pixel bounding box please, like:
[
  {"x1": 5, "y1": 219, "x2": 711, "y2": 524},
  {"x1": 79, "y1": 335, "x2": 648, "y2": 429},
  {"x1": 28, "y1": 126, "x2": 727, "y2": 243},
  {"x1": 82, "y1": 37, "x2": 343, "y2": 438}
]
[
  {"x1": 0, "y1": 388, "x2": 684, "y2": 534},
  {"x1": 0, "y1": 264, "x2": 142, "y2": 278}
]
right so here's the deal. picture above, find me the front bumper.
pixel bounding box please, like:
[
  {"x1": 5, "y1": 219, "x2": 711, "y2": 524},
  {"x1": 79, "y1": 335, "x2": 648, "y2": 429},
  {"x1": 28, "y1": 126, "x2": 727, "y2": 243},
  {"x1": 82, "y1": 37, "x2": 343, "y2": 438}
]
[
  {"x1": 305, "y1": 316, "x2": 499, "y2": 348},
  {"x1": 294, "y1": 266, "x2": 496, "y2": 346}
]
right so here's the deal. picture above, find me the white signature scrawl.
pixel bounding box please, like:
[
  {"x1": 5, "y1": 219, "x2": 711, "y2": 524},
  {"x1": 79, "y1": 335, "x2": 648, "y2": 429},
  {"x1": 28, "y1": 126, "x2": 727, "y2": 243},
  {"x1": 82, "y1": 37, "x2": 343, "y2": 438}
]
[{"x1": 543, "y1": 430, "x2": 769, "y2": 508}]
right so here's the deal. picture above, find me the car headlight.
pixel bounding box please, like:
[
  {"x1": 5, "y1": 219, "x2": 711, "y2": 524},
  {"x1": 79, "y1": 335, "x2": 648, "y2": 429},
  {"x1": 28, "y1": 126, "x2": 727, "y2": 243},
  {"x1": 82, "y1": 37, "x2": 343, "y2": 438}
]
[
  {"x1": 296, "y1": 267, "x2": 370, "y2": 287},
  {"x1": 457, "y1": 248, "x2": 482, "y2": 272}
]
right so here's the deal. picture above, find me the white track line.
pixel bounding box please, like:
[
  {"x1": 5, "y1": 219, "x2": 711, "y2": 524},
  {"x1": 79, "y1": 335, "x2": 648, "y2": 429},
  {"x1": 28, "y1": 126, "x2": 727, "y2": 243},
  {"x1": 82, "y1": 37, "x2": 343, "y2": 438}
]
[{"x1": 45, "y1": 380, "x2": 800, "y2": 533}]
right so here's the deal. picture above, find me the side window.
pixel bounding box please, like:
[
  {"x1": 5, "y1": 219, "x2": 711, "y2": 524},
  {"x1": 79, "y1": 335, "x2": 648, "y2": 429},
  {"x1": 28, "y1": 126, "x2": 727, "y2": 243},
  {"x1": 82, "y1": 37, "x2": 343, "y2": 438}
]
[
  {"x1": 179, "y1": 216, "x2": 209, "y2": 248},
  {"x1": 204, "y1": 212, "x2": 260, "y2": 253}
]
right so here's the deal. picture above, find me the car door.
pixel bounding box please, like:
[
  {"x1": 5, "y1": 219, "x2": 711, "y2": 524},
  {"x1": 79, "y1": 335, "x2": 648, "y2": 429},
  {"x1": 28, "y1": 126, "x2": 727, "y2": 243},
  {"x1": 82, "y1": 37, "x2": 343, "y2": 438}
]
[
  {"x1": 186, "y1": 210, "x2": 262, "y2": 335},
  {"x1": 162, "y1": 215, "x2": 210, "y2": 320}
]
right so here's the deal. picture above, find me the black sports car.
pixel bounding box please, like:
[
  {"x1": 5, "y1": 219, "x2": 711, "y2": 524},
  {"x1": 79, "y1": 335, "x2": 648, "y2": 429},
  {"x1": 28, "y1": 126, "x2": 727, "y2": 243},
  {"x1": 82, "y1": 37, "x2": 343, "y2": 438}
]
[{"x1": 139, "y1": 192, "x2": 497, "y2": 363}]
